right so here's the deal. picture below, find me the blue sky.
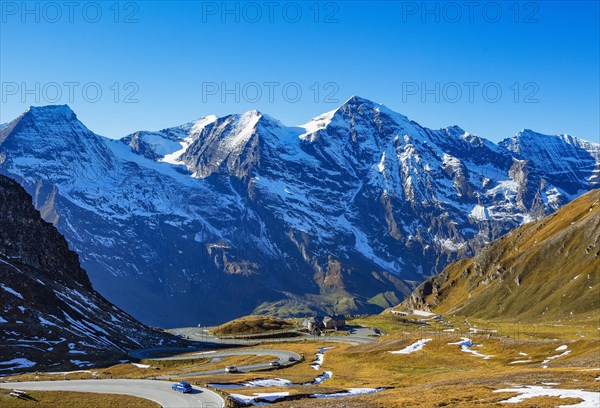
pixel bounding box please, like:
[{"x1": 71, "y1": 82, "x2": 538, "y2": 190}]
[{"x1": 1, "y1": 1, "x2": 598, "y2": 143}]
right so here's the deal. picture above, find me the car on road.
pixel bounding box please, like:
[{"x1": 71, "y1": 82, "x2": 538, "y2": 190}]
[
  {"x1": 175, "y1": 333, "x2": 188, "y2": 339},
  {"x1": 288, "y1": 357, "x2": 296, "y2": 362},
  {"x1": 225, "y1": 366, "x2": 237, "y2": 373},
  {"x1": 171, "y1": 381, "x2": 192, "y2": 393},
  {"x1": 269, "y1": 361, "x2": 280, "y2": 367}
]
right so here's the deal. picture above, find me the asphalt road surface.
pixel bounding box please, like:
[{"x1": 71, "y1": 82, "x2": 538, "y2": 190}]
[
  {"x1": 170, "y1": 326, "x2": 378, "y2": 345},
  {"x1": 4, "y1": 379, "x2": 224, "y2": 408},
  {"x1": 130, "y1": 348, "x2": 302, "y2": 378}
]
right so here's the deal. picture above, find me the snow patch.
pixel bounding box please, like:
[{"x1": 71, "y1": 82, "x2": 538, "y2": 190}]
[
  {"x1": 541, "y1": 350, "x2": 571, "y2": 367},
  {"x1": 0, "y1": 358, "x2": 36, "y2": 371},
  {"x1": 69, "y1": 360, "x2": 94, "y2": 367},
  {"x1": 245, "y1": 378, "x2": 294, "y2": 387},
  {"x1": 1, "y1": 284, "x2": 24, "y2": 299},
  {"x1": 389, "y1": 339, "x2": 432, "y2": 354},
  {"x1": 470, "y1": 204, "x2": 489, "y2": 221},
  {"x1": 230, "y1": 392, "x2": 289, "y2": 405},
  {"x1": 412, "y1": 310, "x2": 436, "y2": 317},
  {"x1": 311, "y1": 371, "x2": 332, "y2": 385},
  {"x1": 299, "y1": 108, "x2": 337, "y2": 140},
  {"x1": 311, "y1": 388, "x2": 385, "y2": 399},
  {"x1": 494, "y1": 386, "x2": 600, "y2": 407},
  {"x1": 210, "y1": 378, "x2": 295, "y2": 389},
  {"x1": 311, "y1": 347, "x2": 334, "y2": 370},
  {"x1": 448, "y1": 338, "x2": 493, "y2": 359}
]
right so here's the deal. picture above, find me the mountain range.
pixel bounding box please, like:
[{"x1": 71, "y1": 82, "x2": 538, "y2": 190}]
[{"x1": 0, "y1": 96, "x2": 598, "y2": 326}]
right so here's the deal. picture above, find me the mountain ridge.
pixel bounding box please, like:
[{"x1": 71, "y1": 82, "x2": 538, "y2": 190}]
[
  {"x1": 398, "y1": 188, "x2": 600, "y2": 321},
  {"x1": 1, "y1": 98, "x2": 598, "y2": 326}
]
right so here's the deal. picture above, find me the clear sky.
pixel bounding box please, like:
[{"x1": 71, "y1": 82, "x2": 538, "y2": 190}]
[{"x1": 1, "y1": 1, "x2": 598, "y2": 143}]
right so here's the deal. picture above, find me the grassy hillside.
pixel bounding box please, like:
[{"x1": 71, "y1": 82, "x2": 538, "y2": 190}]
[
  {"x1": 399, "y1": 189, "x2": 600, "y2": 322},
  {"x1": 212, "y1": 315, "x2": 296, "y2": 336}
]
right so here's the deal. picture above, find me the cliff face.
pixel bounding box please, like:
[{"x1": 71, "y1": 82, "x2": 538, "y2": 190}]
[
  {"x1": 0, "y1": 175, "x2": 91, "y2": 287},
  {"x1": 400, "y1": 189, "x2": 600, "y2": 321},
  {"x1": 0, "y1": 175, "x2": 173, "y2": 374}
]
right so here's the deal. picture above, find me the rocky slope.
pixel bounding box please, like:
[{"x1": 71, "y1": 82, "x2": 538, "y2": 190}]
[
  {"x1": 0, "y1": 175, "x2": 173, "y2": 374},
  {"x1": 0, "y1": 98, "x2": 598, "y2": 326},
  {"x1": 399, "y1": 189, "x2": 600, "y2": 321}
]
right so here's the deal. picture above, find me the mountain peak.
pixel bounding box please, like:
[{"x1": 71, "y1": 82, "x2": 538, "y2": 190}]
[
  {"x1": 339, "y1": 95, "x2": 410, "y2": 123},
  {"x1": 25, "y1": 104, "x2": 77, "y2": 122},
  {"x1": 442, "y1": 125, "x2": 467, "y2": 136},
  {"x1": 342, "y1": 95, "x2": 380, "y2": 107},
  {"x1": 506, "y1": 129, "x2": 598, "y2": 149},
  {"x1": 238, "y1": 109, "x2": 264, "y2": 119}
]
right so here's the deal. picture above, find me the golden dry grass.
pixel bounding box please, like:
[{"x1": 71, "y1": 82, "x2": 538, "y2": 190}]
[
  {"x1": 188, "y1": 331, "x2": 600, "y2": 407},
  {"x1": 0, "y1": 388, "x2": 157, "y2": 408},
  {"x1": 2, "y1": 314, "x2": 598, "y2": 407}
]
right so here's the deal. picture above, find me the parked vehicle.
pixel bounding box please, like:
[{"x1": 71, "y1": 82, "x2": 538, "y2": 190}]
[
  {"x1": 171, "y1": 381, "x2": 192, "y2": 393},
  {"x1": 225, "y1": 366, "x2": 237, "y2": 373},
  {"x1": 288, "y1": 357, "x2": 296, "y2": 362},
  {"x1": 269, "y1": 361, "x2": 280, "y2": 367}
]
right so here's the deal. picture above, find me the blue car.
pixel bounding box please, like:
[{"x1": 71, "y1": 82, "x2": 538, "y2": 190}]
[{"x1": 172, "y1": 381, "x2": 192, "y2": 393}]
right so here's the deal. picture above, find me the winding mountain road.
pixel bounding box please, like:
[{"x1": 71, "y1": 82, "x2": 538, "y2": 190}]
[
  {"x1": 4, "y1": 327, "x2": 383, "y2": 407},
  {"x1": 3, "y1": 379, "x2": 224, "y2": 408},
  {"x1": 127, "y1": 326, "x2": 378, "y2": 379},
  {"x1": 132, "y1": 348, "x2": 302, "y2": 377}
]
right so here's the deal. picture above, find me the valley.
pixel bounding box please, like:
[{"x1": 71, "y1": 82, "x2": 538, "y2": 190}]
[{"x1": 2, "y1": 2, "x2": 598, "y2": 406}]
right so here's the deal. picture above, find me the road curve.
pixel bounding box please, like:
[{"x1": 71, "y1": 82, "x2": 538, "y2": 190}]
[{"x1": 4, "y1": 379, "x2": 224, "y2": 408}]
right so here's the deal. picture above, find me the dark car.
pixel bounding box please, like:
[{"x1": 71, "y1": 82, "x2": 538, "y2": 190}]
[
  {"x1": 172, "y1": 381, "x2": 192, "y2": 393},
  {"x1": 269, "y1": 361, "x2": 281, "y2": 367}
]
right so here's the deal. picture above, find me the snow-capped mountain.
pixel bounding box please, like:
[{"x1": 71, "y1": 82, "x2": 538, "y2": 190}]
[
  {"x1": 0, "y1": 175, "x2": 172, "y2": 373},
  {"x1": 1, "y1": 98, "x2": 598, "y2": 326}
]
